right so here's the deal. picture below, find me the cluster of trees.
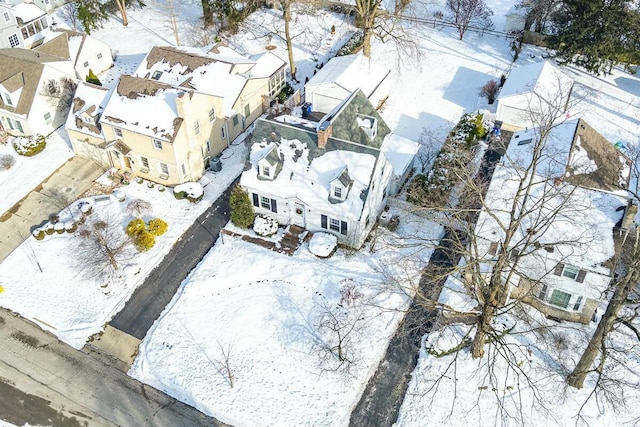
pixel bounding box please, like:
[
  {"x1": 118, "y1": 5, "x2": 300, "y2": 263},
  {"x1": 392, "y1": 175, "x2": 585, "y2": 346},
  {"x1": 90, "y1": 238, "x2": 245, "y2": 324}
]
[{"x1": 60, "y1": 0, "x2": 145, "y2": 34}]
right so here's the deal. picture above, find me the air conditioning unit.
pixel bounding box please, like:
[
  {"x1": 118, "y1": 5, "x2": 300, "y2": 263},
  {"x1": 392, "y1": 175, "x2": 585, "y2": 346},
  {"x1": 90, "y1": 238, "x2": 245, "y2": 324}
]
[{"x1": 209, "y1": 157, "x2": 222, "y2": 172}]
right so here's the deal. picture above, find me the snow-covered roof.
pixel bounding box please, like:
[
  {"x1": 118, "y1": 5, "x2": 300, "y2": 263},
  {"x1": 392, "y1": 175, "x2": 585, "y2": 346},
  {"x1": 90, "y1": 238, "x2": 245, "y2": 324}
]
[
  {"x1": 476, "y1": 119, "x2": 630, "y2": 275},
  {"x1": 498, "y1": 61, "x2": 574, "y2": 100},
  {"x1": 12, "y1": 3, "x2": 45, "y2": 23},
  {"x1": 381, "y1": 133, "x2": 420, "y2": 178},
  {"x1": 100, "y1": 75, "x2": 184, "y2": 141},
  {"x1": 66, "y1": 81, "x2": 112, "y2": 137},
  {"x1": 305, "y1": 54, "x2": 390, "y2": 99},
  {"x1": 249, "y1": 51, "x2": 286, "y2": 78},
  {"x1": 135, "y1": 46, "x2": 276, "y2": 116}
]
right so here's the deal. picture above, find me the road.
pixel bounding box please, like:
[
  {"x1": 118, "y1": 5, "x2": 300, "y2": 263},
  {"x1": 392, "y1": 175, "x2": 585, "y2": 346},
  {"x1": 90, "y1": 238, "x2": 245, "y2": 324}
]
[
  {"x1": 0, "y1": 308, "x2": 227, "y2": 427},
  {"x1": 110, "y1": 181, "x2": 235, "y2": 340}
]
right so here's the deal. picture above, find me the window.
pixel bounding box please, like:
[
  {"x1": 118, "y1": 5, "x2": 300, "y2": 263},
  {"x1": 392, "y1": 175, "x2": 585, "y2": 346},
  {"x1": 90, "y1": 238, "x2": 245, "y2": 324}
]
[
  {"x1": 260, "y1": 196, "x2": 271, "y2": 210},
  {"x1": 221, "y1": 127, "x2": 226, "y2": 139},
  {"x1": 151, "y1": 71, "x2": 163, "y2": 80},
  {"x1": 114, "y1": 127, "x2": 122, "y2": 137},
  {"x1": 263, "y1": 166, "x2": 270, "y2": 177},
  {"x1": 562, "y1": 265, "x2": 579, "y2": 280},
  {"x1": 34, "y1": 20, "x2": 42, "y2": 32},
  {"x1": 194, "y1": 120, "x2": 200, "y2": 135},
  {"x1": 140, "y1": 156, "x2": 149, "y2": 169},
  {"x1": 201, "y1": 146, "x2": 205, "y2": 158},
  {"x1": 40, "y1": 17, "x2": 48, "y2": 29},
  {"x1": 329, "y1": 218, "x2": 340, "y2": 231},
  {"x1": 15, "y1": 120, "x2": 23, "y2": 133},
  {"x1": 320, "y1": 214, "x2": 347, "y2": 236},
  {"x1": 3, "y1": 12, "x2": 10, "y2": 23},
  {"x1": 8, "y1": 33, "x2": 18, "y2": 48},
  {"x1": 334, "y1": 187, "x2": 342, "y2": 198},
  {"x1": 488, "y1": 241, "x2": 499, "y2": 256},
  {"x1": 83, "y1": 61, "x2": 89, "y2": 68},
  {"x1": 181, "y1": 164, "x2": 186, "y2": 175},
  {"x1": 44, "y1": 112, "x2": 51, "y2": 124},
  {"x1": 21, "y1": 28, "x2": 28, "y2": 40},
  {"x1": 5, "y1": 117, "x2": 14, "y2": 130},
  {"x1": 206, "y1": 141, "x2": 211, "y2": 152},
  {"x1": 244, "y1": 104, "x2": 250, "y2": 118},
  {"x1": 160, "y1": 163, "x2": 169, "y2": 175},
  {"x1": 152, "y1": 139, "x2": 163, "y2": 150},
  {"x1": 97, "y1": 52, "x2": 102, "y2": 59},
  {"x1": 208, "y1": 108, "x2": 215, "y2": 122},
  {"x1": 3, "y1": 92, "x2": 13, "y2": 106},
  {"x1": 233, "y1": 115, "x2": 239, "y2": 127},
  {"x1": 573, "y1": 296, "x2": 583, "y2": 311},
  {"x1": 549, "y1": 289, "x2": 571, "y2": 309}
]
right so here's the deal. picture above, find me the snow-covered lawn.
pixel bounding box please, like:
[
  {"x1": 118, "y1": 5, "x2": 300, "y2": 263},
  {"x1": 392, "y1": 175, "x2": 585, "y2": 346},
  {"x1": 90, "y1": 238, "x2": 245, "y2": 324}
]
[
  {"x1": 0, "y1": 141, "x2": 246, "y2": 348},
  {"x1": 0, "y1": 129, "x2": 73, "y2": 215},
  {"x1": 130, "y1": 207, "x2": 443, "y2": 426}
]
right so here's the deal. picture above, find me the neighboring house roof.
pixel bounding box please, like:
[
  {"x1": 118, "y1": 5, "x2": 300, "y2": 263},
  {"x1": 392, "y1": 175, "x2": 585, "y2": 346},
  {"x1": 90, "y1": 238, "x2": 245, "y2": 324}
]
[
  {"x1": 66, "y1": 81, "x2": 111, "y2": 138},
  {"x1": 135, "y1": 46, "x2": 278, "y2": 116},
  {"x1": 498, "y1": 61, "x2": 574, "y2": 101},
  {"x1": 475, "y1": 118, "x2": 629, "y2": 277},
  {"x1": 12, "y1": 2, "x2": 45, "y2": 24},
  {"x1": 305, "y1": 54, "x2": 390, "y2": 99},
  {"x1": 0, "y1": 48, "x2": 70, "y2": 116},
  {"x1": 380, "y1": 133, "x2": 420, "y2": 178},
  {"x1": 100, "y1": 75, "x2": 185, "y2": 141},
  {"x1": 248, "y1": 51, "x2": 286, "y2": 78},
  {"x1": 36, "y1": 29, "x2": 99, "y2": 70}
]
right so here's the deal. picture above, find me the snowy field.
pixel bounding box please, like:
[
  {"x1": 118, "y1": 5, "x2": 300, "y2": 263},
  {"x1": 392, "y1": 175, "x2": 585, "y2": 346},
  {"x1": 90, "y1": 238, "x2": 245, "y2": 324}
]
[
  {"x1": 130, "y1": 207, "x2": 442, "y2": 426},
  {"x1": 0, "y1": 141, "x2": 246, "y2": 348}
]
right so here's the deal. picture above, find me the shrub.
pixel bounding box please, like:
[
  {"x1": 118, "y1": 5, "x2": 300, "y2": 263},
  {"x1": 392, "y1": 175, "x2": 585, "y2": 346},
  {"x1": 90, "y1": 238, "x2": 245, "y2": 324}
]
[
  {"x1": 147, "y1": 218, "x2": 168, "y2": 236},
  {"x1": 0, "y1": 154, "x2": 16, "y2": 170},
  {"x1": 86, "y1": 69, "x2": 102, "y2": 86},
  {"x1": 132, "y1": 230, "x2": 155, "y2": 252},
  {"x1": 126, "y1": 199, "x2": 152, "y2": 217},
  {"x1": 230, "y1": 185, "x2": 255, "y2": 228},
  {"x1": 253, "y1": 215, "x2": 278, "y2": 237},
  {"x1": 32, "y1": 228, "x2": 45, "y2": 240},
  {"x1": 337, "y1": 30, "x2": 364, "y2": 56},
  {"x1": 44, "y1": 223, "x2": 55, "y2": 235},
  {"x1": 135, "y1": 177, "x2": 144, "y2": 184},
  {"x1": 13, "y1": 134, "x2": 46, "y2": 157},
  {"x1": 147, "y1": 181, "x2": 155, "y2": 189},
  {"x1": 480, "y1": 80, "x2": 499, "y2": 104},
  {"x1": 126, "y1": 218, "x2": 146, "y2": 237},
  {"x1": 54, "y1": 222, "x2": 65, "y2": 234},
  {"x1": 173, "y1": 190, "x2": 186, "y2": 200}
]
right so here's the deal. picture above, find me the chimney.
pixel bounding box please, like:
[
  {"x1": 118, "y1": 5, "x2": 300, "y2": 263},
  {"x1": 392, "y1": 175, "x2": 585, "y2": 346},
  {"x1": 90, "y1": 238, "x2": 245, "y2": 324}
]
[{"x1": 317, "y1": 121, "x2": 332, "y2": 149}]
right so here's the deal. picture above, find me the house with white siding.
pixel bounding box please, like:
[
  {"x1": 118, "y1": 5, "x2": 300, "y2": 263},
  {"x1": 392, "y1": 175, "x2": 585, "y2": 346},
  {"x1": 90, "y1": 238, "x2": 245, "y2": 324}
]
[{"x1": 0, "y1": 0, "x2": 50, "y2": 49}]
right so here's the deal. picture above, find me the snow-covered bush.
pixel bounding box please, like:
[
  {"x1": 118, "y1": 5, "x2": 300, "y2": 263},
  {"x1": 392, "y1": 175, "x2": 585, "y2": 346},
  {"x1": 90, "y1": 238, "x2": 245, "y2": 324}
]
[
  {"x1": 13, "y1": 134, "x2": 46, "y2": 157},
  {"x1": 174, "y1": 182, "x2": 204, "y2": 203},
  {"x1": 308, "y1": 232, "x2": 338, "y2": 258},
  {"x1": 32, "y1": 228, "x2": 45, "y2": 240},
  {"x1": 253, "y1": 215, "x2": 278, "y2": 237},
  {"x1": 0, "y1": 153, "x2": 16, "y2": 170},
  {"x1": 336, "y1": 30, "x2": 364, "y2": 56}
]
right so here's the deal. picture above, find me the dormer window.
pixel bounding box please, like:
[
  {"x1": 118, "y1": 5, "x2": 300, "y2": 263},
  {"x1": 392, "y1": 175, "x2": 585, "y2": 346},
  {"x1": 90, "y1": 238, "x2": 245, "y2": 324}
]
[
  {"x1": 334, "y1": 187, "x2": 342, "y2": 198},
  {"x1": 329, "y1": 167, "x2": 352, "y2": 203},
  {"x1": 263, "y1": 166, "x2": 271, "y2": 178},
  {"x1": 258, "y1": 146, "x2": 281, "y2": 181},
  {"x1": 356, "y1": 114, "x2": 377, "y2": 140},
  {"x1": 151, "y1": 71, "x2": 163, "y2": 80},
  {"x1": 2, "y1": 92, "x2": 13, "y2": 106}
]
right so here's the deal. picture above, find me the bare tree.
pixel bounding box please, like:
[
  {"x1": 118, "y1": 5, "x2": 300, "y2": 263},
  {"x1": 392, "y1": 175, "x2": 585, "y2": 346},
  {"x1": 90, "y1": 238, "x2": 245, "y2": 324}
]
[
  {"x1": 76, "y1": 214, "x2": 133, "y2": 278},
  {"x1": 445, "y1": 0, "x2": 494, "y2": 40},
  {"x1": 40, "y1": 78, "x2": 77, "y2": 113},
  {"x1": 58, "y1": 3, "x2": 80, "y2": 31},
  {"x1": 283, "y1": 0, "x2": 297, "y2": 80},
  {"x1": 213, "y1": 340, "x2": 237, "y2": 388},
  {"x1": 516, "y1": 0, "x2": 559, "y2": 33}
]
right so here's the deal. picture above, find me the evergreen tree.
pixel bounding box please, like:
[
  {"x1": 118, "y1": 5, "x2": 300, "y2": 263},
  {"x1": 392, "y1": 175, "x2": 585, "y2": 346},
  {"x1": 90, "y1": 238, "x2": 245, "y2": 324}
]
[
  {"x1": 549, "y1": 0, "x2": 635, "y2": 75},
  {"x1": 75, "y1": 0, "x2": 108, "y2": 35},
  {"x1": 230, "y1": 185, "x2": 255, "y2": 228},
  {"x1": 86, "y1": 69, "x2": 102, "y2": 86}
]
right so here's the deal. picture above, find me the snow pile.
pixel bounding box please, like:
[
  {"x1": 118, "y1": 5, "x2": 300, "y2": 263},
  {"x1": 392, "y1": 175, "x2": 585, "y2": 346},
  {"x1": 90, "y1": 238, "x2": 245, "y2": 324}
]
[
  {"x1": 253, "y1": 214, "x2": 278, "y2": 236},
  {"x1": 308, "y1": 232, "x2": 337, "y2": 257},
  {"x1": 174, "y1": 182, "x2": 204, "y2": 199}
]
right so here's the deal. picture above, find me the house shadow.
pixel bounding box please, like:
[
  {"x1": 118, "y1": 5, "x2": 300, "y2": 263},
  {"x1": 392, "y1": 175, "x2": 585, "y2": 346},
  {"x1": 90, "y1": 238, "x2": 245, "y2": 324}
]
[
  {"x1": 394, "y1": 111, "x2": 455, "y2": 143},
  {"x1": 442, "y1": 66, "x2": 497, "y2": 110},
  {"x1": 614, "y1": 76, "x2": 640, "y2": 97}
]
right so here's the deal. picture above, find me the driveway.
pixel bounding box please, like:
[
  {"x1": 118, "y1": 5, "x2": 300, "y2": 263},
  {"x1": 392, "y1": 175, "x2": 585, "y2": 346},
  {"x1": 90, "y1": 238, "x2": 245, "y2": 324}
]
[{"x1": 0, "y1": 156, "x2": 103, "y2": 263}]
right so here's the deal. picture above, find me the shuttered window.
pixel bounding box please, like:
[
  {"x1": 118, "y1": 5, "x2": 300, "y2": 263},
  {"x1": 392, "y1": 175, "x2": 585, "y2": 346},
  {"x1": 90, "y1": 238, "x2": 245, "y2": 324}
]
[{"x1": 553, "y1": 263, "x2": 587, "y2": 283}]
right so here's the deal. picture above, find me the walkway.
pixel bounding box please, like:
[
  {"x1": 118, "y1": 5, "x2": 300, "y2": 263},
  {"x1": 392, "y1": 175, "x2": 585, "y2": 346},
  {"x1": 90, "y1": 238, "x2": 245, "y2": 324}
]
[
  {"x1": 221, "y1": 224, "x2": 311, "y2": 255},
  {"x1": 0, "y1": 156, "x2": 102, "y2": 263}
]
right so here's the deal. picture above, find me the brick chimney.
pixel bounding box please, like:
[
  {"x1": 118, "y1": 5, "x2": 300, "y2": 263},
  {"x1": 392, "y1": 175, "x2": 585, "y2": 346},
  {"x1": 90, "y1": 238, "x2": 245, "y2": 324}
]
[{"x1": 317, "y1": 121, "x2": 332, "y2": 149}]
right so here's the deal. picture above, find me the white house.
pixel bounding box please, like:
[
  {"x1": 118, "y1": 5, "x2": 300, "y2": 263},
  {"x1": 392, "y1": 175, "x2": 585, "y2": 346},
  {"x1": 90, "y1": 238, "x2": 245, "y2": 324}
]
[
  {"x1": 0, "y1": 0, "x2": 50, "y2": 49},
  {"x1": 474, "y1": 118, "x2": 631, "y2": 323},
  {"x1": 241, "y1": 89, "x2": 417, "y2": 248},
  {"x1": 0, "y1": 48, "x2": 76, "y2": 136},
  {"x1": 31, "y1": 0, "x2": 67, "y2": 14},
  {"x1": 35, "y1": 29, "x2": 114, "y2": 80},
  {"x1": 304, "y1": 53, "x2": 391, "y2": 114},
  {"x1": 496, "y1": 61, "x2": 574, "y2": 130}
]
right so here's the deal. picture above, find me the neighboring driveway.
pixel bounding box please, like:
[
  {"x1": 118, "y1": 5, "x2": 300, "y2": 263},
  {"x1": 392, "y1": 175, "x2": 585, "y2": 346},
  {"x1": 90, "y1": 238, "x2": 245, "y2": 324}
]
[
  {"x1": 109, "y1": 180, "x2": 236, "y2": 340},
  {"x1": 0, "y1": 156, "x2": 103, "y2": 263},
  {"x1": 0, "y1": 307, "x2": 226, "y2": 427}
]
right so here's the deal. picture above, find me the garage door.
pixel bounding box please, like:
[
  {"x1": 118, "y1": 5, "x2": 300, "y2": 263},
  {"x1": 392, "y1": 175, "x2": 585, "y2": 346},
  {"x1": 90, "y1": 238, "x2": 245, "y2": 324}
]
[{"x1": 498, "y1": 105, "x2": 532, "y2": 129}]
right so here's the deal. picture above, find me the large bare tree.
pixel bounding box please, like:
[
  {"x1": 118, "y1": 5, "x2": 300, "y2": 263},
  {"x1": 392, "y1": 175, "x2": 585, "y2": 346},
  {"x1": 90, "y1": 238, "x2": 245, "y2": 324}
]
[{"x1": 445, "y1": 0, "x2": 494, "y2": 40}]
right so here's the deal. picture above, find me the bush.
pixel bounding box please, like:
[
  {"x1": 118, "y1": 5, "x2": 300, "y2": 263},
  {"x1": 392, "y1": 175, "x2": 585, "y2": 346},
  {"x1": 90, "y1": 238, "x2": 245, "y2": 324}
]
[
  {"x1": 480, "y1": 80, "x2": 499, "y2": 104},
  {"x1": 32, "y1": 228, "x2": 45, "y2": 240},
  {"x1": 253, "y1": 215, "x2": 278, "y2": 237},
  {"x1": 147, "y1": 218, "x2": 168, "y2": 236},
  {"x1": 86, "y1": 69, "x2": 102, "y2": 86},
  {"x1": 132, "y1": 230, "x2": 155, "y2": 252},
  {"x1": 126, "y1": 199, "x2": 152, "y2": 217},
  {"x1": 13, "y1": 134, "x2": 46, "y2": 157},
  {"x1": 0, "y1": 154, "x2": 16, "y2": 170},
  {"x1": 173, "y1": 190, "x2": 186, "y2": 200},
  {"x1": 337, "y1": 30, "x2": 364, "y2": 56},
  {"x1": 230, "y1": 185, "x2": 255, "y2": 228},
  {"x1": 126, "y1": 218, "x2": 146, "y2": 237}
]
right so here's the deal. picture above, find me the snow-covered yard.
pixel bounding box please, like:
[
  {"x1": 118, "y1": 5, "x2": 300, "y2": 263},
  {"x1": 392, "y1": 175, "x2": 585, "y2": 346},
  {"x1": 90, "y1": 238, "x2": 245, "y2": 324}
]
[
  {"x1": 0, "y1": 141, "x2": 246, "y2": 348},
  {"x1": 130, "y1": 207, "x2": 442, "y2": 426}
]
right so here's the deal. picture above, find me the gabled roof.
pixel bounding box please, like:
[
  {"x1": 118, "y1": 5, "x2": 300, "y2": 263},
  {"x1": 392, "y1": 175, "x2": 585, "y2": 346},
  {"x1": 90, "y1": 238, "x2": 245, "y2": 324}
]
[
  {"x1": 36, "y1": 29, "x2": 95, "y2": 69},
  {"x1": 136, "y1": 46, "x2": 273, "y2": 116},
  {"x1": 66, "y1": 81, "x2": 112, "y2": 137},
  {"x1": 334, "y1": 166, "x2": 353, "y2": 188},
  {"x1": 100, "y1": 75, "x2": 185, "y2": 141},
  {"x1": 0, "y1": 48, "x2": 71, "y2": 115},
  {"x1": 499, "y1": 61, "x2": 574, "y2": 100},
  {"x1": 12, "y1": 3, "x2": 45, "y2": 24},
  {"x1": 248, "y1": 51, "x2": 286, "y2": 78},
  {"x1": 305, "y1": 53, "x2": 390, "y2": 99},
  {"x1": 261, "y1": 145, "x2": 281, "y2": 167}
]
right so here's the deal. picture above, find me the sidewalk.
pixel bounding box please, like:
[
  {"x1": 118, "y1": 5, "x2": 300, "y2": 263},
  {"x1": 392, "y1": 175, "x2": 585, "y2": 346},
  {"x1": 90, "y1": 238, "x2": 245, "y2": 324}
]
[{"x1": 0, "y1": 157, "x2": 103, "y2": 263}]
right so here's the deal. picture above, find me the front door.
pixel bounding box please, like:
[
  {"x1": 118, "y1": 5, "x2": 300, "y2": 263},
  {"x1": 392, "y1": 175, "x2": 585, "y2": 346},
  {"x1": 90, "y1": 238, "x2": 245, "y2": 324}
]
[
  {"x1": 123, "y1": 155, "x2": 132, "y2": 170},
  {"x1": 292, "y1": 202, "x2": 306, "y2": 227}
]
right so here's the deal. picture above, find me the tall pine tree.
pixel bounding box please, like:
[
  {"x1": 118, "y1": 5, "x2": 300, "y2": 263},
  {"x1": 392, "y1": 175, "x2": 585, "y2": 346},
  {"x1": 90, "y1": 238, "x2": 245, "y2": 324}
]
[{"x1": 549, "y1": 0, "x2": 635, "y2": 75}]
